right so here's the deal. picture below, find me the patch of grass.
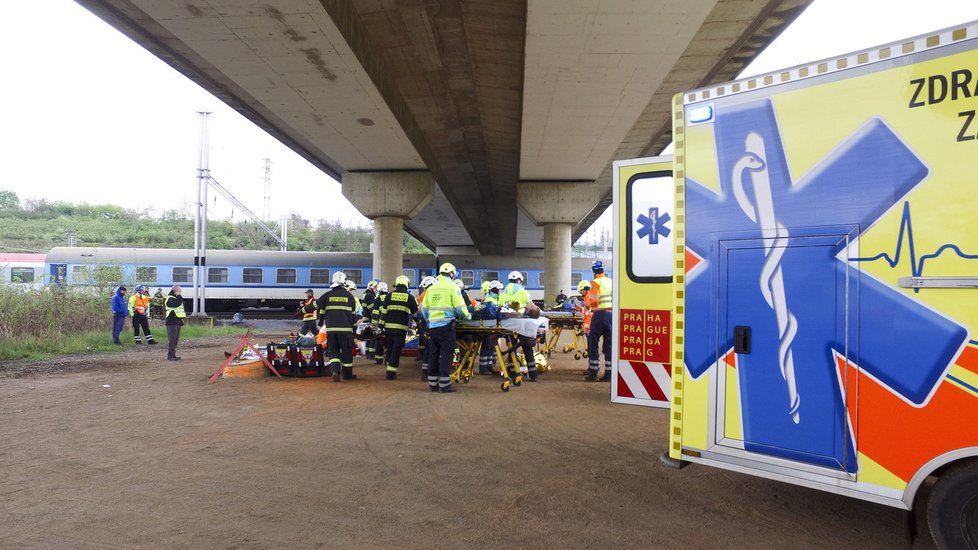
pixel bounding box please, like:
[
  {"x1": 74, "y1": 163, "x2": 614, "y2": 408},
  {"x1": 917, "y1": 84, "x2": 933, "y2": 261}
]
[{"x1": 0, "y1": 323, "x2": 247, "y2": 361}]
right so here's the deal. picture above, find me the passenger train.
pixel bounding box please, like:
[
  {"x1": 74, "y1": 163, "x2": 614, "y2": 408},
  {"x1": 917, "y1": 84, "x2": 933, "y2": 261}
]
[
  {"x1": 0, "y1": 253, "x2": 47, "y2": 289},
  {"x1": 42, "y1": 247, "x2": 609, "y2": 310}
]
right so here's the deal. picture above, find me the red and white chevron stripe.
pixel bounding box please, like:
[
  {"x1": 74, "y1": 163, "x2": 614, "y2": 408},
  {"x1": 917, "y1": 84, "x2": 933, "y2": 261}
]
[{"x1": 612, "y1": 361, "x2": 671, "y2": 408}]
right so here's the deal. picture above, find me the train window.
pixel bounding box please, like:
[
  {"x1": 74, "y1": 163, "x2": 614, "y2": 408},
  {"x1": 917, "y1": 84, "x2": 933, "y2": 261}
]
[
  {"x1": 136, "y1": 266, "x2": 157, "y2": 284},
  {"x1": 310, "y1": 268, "x2": 330, "y2": 285},
  {"x1": 344, "y1": 269, "x2": 363, "y2": 285},
  {"x1": 521, "y1": 272, "x2": 528, "y2": 285},
  {"x1": 419, "y1": 269, "x2": 433, "y2": 280},
  {"x1": 242, "y1": 268, "x2": 263, "y2": 284},
  {"x1": 460, "y1": 270, "x2": 474, "y2": 287},
  {"x1": 402, "y1": 269, "x2": 415, "y2": 286},
  {"x1": 172, "y1": 267, "x2": 193, "y2": 284},
  {"x1": 276, "y1": 268, "x2": 297, "y2": 284},
  {"x1": 571, "y1": 272, "x2": 583, "y2": 286},
  {"x1": 95, "y1": 264, "x2": 123, "y2": 284},
  {"x1": 208, "y1": 268, "x2": 228, "y2": 284},
  {"x1": 71, "y1": 265, "x2": 91, "y2": 283},
  {"x1": 10, "y1": 267, "x2": 34, "y2": 283},
  {"x1": 538, "y1": 271, "x2": 545, "y2": 287},
  {"x1": 482, "y1": 270, "x2": 498, "y2": 284}
]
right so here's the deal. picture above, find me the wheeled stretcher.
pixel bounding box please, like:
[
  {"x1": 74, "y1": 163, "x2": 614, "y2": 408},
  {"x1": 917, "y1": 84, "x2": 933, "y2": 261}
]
[{"x1": 453, "y1": 316, "x2": 549, "y2": 391}]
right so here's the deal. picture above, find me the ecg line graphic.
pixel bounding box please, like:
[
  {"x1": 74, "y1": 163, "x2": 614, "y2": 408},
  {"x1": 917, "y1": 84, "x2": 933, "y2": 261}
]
[{"x1": 851, "y1": 201, "x2": 978, "y2": 291}]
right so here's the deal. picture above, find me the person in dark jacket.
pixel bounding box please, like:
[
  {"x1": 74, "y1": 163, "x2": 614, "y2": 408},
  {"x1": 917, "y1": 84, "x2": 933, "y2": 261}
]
[
  {"x1": 379, "y1": 275, "x2": 419, "y2": 380},
  {"x1": 317, "y1": 272, "x2": 357, "y2": 381},
  {"x1": 164, "y1": 285, "x2": 186, "y2": 361},
  {"x1": 111, "y1": 286, "x2": 128, "y2": 345}
]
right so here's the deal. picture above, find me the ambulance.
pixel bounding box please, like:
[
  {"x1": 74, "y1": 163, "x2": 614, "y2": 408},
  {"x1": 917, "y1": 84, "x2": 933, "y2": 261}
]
[{"x1": 612, "y1": 22, "x2": 978, "y2": 548}]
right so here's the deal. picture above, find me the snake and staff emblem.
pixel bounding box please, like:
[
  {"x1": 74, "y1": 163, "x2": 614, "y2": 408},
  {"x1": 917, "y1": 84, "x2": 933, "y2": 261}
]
[{"x1": 731, "y1": 132, "x2": 801, "y2": 424}]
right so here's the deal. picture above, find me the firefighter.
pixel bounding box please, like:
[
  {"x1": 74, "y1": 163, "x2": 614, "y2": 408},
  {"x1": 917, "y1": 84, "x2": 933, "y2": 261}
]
[
  {"x1": 584, "y1": 261, "x2": 613, "y2": 382},
  {"x1": 362, "y1": 280, "x2": 379, "y2": 360},
  {"x1": 498, "y1": 271, "x2": 531, "y2": 311},
  {"x1": 372, "y1": 282, "x2": 389, "y2": 364},
  {"x1": 317, "y1": 272, "x2": 357, "y2": 381},
  {"x1": 164, "y1": 285, "x2": 185, "y2": 361},
  {"x1": 417, "y1": 275, "x2": 436, "y2": 380},
  {"x1": 150, "y1": 288, "x2": 165, "y2": 320},
  {"x1": 420, "y1": 263, "x2": 471, "y2": 393},
  {"x1": 454, "y1": 278, "x2": 473, "y2": 307},
  {"x1": 128, "y1": 285, "x2": 157, "y2": 344},
  {"x1": 345, "y1": 280, "x2": 362, "y2": 319},
  {"x1": 299, "y1": 289, "x2": 319, "y2": 336},
  {"x1": 380, "y1": 275, "x2": 419, "y2": 380}
]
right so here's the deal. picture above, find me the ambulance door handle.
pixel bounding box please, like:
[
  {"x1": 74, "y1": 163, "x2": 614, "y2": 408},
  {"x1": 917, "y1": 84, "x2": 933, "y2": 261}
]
[{"x1": 734, "y1": 326, "x2": 751, "y2": 354}]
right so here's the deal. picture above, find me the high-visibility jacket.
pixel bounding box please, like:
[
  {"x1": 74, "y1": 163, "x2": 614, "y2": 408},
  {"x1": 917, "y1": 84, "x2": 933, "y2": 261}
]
[
  {"x1": 164, "y1": 294, "x2": 186, "y2": 321},
  {"x1": 498, "y1": 282, "x2": 531, "y2": 310},
  {"x1": 317, "y1": 286, "x2": 356, "y2": 333},
  {"x1": 585, "y1": 275, "x2": 613, "y2": 310},
  {"x1": 421, "y1": 275, "x2": 471, "y2": 329},
  {"x1": 380, "y1": 286, "x2": 419, "y2": 332},
  {"x1": 129, "y1": 293, "x2": 150, "y2": 316},
  {"x1": 301, "y1": 297, "x2": 317, "y2": 321}
]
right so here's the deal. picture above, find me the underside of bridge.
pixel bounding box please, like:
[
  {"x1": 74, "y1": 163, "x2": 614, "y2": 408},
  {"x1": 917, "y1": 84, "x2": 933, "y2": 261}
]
[{"x1": 74, "y1": 0, "x2": 810, "y2": 294}]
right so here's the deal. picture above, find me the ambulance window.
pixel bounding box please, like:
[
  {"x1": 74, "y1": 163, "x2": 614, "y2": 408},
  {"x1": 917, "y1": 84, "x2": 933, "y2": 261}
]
[
  {"x1": 460, "y1": 270, "x2": 474, "y2": 286},
  {"x1": 277, "y1": 268, "x2": 297, "y2": 284},
  {"x1": 172, "y1": 267, "x2": 193, "y2": 284},
  {"x1": 136, "y1": 266, "x2": 157, "y2": 283},
  {"x1": 242, "y1": 268, "x2": 263, "y2": 284},
  {"x1": 310, "y1": 269, "x2": 330, "y2": 285}
]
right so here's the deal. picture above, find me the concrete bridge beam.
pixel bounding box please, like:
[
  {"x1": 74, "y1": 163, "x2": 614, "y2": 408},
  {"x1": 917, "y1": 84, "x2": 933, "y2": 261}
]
[{"x1": 342, "y1": 171, "x2": 435, "y2": 286}]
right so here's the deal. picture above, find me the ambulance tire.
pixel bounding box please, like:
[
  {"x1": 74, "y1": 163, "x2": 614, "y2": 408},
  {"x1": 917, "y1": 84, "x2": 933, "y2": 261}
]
[{"x1": 927, "y1": 461, "x2": 978, "y2": 550}]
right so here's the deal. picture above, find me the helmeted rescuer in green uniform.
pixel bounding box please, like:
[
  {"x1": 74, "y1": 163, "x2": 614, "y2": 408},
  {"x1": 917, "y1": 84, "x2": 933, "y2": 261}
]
[
  {"x1": 420, "y1": 263, "x2": 471, "y2": 393},
  {"x1": 379, "y1": 275, "x2": 419, "y2": 380}
]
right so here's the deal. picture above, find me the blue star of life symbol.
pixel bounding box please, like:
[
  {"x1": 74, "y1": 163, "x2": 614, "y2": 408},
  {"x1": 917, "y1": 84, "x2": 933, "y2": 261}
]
[
  {"x1": 636, "y1": 207, "x2": 671, "y2": 245},
  {"x1": 682, "y1": 98, "x2": 967, "y2": 473}
]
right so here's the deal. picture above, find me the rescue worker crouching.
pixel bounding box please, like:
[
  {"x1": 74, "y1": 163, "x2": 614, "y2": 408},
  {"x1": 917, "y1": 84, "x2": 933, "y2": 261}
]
[
  {"x1": 420, "y1": 263, "x2": 471, "y2": 393},
  {"x1": 128, "y1": 285, "x2": 157, "y2": 344},
  {"x1": 380, "y1": 275, "x2": 419, "y2": 380},
  {"x1": 317, "y1": 272, "x2": 358, "y2": 381},
  {"x1": 299, "y1": 289, "x2": 320, "y2": 336},
  {"x1": 585, "y1": 261, "x2": 613, "y2": 382}
]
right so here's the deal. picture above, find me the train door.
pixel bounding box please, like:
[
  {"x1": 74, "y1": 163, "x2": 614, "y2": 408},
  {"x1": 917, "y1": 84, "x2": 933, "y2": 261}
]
[{"x1": 50, "y1": 263, "x2": 67, "y2": 286}]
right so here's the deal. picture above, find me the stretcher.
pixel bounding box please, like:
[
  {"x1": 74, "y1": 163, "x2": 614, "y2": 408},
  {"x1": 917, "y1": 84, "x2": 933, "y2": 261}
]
[
  {"x1": 453, "y1": 316, "x2": 549, "y2": 391},
  {"x1": 540, "y1": 311, "x2": 585, "y2": 359}
]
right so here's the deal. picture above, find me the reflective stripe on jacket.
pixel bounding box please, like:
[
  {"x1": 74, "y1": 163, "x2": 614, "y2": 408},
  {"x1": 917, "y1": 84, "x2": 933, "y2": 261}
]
[{"x1": 421, "y1": 275, "x2": 471, "y2": 329}]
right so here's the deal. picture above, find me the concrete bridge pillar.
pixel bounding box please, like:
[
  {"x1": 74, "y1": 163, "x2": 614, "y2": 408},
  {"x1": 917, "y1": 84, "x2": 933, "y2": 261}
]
[
  {"x1": 518, "y1": 181, "x2": 599, "y2": 306},
  {"x1": 342, "y1": 171, "x2": 434, "y2": 286}
]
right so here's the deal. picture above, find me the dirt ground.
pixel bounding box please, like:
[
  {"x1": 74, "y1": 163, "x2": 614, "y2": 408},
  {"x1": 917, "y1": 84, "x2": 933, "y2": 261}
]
[{"x1": 0, "y1": 331, "x2": 937, "y2": 549}]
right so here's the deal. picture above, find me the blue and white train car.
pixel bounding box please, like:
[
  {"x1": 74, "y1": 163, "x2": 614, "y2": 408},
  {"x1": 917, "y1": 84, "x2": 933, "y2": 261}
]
[{"x1": 0, "y1": 253, "x2": 47, "y2": 290}]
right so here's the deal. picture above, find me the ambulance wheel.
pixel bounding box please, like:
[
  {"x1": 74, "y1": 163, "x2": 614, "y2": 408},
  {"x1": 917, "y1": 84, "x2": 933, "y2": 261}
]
[
  {"x1": 583, "y1": 351, "x2": 589, "y2": 358},
  {"x1": 513, "y1": 376, "x2": 522, "y2": 387},
  {"x1": 574, "y1": 352, "x2": 581, "y2": 360},
  {"x1": 928, "y1": 461, "x2": 978, "y2": 550},
  {"x1": 501, "y1": 380, "x2": 510, "y2": 392}
]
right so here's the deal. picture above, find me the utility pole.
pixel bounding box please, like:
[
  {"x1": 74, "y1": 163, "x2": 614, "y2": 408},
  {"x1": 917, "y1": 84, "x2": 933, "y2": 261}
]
[
  {"x1": 193, "y1": 109, "x2": 212, "y2": 317},
  {"x1": 263, "y1": 157, "x2": 272, "y2": 223}
]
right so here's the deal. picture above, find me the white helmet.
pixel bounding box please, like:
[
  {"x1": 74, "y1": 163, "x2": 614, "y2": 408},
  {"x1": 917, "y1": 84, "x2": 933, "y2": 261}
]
[
  {"x1": 454, "y1": 279, "x2": 465, "y2": 289},
  {"x1": 332, "y1": 271, "x2": 347, "y2": 285},
  {"x1": 508, "y1": 270, "x2": 523, "y2": 282},
  {"x1": 345, "y1": 280, "x2": 357, "y2": 291},
  {"x1": 420, "y1": 276, "x2": 436, "y2": 289},
  {"x1": 376, "y1": 282, "x2": 389, "y2": 294},
  {"x1": 488, "y1": 280, "x2": 504, "y2": 292}
]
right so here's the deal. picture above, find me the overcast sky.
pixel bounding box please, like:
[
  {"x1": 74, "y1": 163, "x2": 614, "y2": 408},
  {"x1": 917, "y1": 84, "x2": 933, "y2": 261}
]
[{"x1": 2, "y1": 1, "x2": 978, "y2": 243}]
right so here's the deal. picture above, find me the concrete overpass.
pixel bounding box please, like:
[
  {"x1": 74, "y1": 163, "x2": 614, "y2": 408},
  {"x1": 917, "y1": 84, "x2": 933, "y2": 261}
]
[{"x1": 75, "y1": 0, "x2": 810, "y2": 301}]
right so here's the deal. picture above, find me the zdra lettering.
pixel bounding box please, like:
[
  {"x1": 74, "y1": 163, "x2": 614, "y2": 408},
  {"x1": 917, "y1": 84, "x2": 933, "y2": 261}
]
[{"x1": 907, "y1": 69, "x2": 978, "y2": 142}]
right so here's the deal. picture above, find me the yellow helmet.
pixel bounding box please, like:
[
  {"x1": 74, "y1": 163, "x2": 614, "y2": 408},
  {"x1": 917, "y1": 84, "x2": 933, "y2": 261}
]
[
  {"x1": 577, "y1": 279, "x2": 591, "y2": 292},
  {"x1": 480, "y1": 281, "x2": 490, "y2": 293},
  {"x1": 439, "y1": 262, "x2": 456, "y2": 275},
  {"x1": 395, "y1": 275, "x2": 410, "y2": 287}
]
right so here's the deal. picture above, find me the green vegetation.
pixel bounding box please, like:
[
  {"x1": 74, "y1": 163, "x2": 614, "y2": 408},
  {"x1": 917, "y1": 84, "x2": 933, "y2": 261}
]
[
  {"x1": 0, "y1": 190, "x2": 431, "y2": 253},
  {"x1": 0, "y1": 284, "x2": 245, "y2": 360}
]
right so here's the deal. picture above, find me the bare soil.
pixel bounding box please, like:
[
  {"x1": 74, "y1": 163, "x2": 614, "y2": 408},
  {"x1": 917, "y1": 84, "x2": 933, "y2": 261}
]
[{"x1": 0, "y1": 332, "x2": 935, "y2": 549}]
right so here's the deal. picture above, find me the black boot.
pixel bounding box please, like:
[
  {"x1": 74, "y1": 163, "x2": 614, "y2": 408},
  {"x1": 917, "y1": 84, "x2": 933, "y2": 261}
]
[
  {"x1": 600, "y1": 370, "x2": 612, "y2": 382},
  {"x1": 385, "y1": 370, "x2": 397, "y2": 380},
  {"x1": 439, "y1": 385, "x2": 456, "y2": 393},
  {"x1": 342, "y1": 366, "x2": 357, "y2": 380},
  {"x1": 584, "y1": 370, "x2": 598, "y2": 382}
]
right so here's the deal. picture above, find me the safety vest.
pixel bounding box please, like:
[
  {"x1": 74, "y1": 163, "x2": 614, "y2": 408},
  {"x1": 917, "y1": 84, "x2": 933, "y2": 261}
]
[
  {"x1": 129, "y1": 293, "x2": 150, "y2": 316},
  {"x1": 591, "y1": 276, "x2": 613, "y2": 310},
  {"x1": 301, "y1": 297, "x2": 317, "y2": 321},
  {"x1": 421, "y1": 275, "x2": 471, "y2": 329},
  {"x1": 165, "y1": 295, "x2": 186, "y2": 319},
  {"x1": 499, "y1": 282, "x2": 531, "y2": 310}
]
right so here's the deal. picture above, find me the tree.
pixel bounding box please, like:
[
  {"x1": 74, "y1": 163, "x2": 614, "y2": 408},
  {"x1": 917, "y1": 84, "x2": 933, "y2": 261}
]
[{"x1": 0, "y1": 190, "x2": 19, "y2": 210}]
